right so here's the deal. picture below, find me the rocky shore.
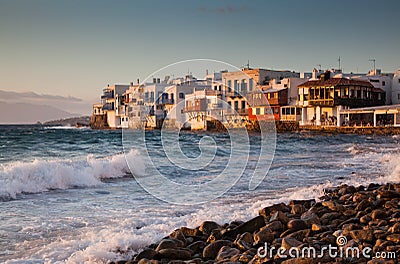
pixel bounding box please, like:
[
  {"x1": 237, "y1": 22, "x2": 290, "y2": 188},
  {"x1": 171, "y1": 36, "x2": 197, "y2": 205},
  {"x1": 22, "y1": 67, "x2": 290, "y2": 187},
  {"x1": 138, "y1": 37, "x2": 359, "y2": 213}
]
[{"x1": 110, "y1": 183, "x2": 400, "y2": 264}]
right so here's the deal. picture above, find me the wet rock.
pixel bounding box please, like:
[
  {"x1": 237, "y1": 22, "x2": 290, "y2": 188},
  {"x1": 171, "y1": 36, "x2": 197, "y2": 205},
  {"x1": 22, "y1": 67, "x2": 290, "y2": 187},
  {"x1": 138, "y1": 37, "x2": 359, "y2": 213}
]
[
  {"x1": 269, "y1": 211, "x2": 289, "y2": 225},
  {"x1": 234, "y1": 232, "x2": 253, "y2": 251},
  {"x1": 301, "y1": 211, "x2": 320, "y2": 227},
  {"x1": 322, "y1": 200, "x2": 345, "y2": 212},
  {"x1": 203, "y1": 240, "x2": 232, "y2": 259},
  {"x1": 281, "y1": 237, "x2": 302, "y2": 250},
  {"x1": 386, "y1": 234, "x2": 400, "y2": 243},
  {"x1": 360, "y1": 214, "x2": 372, "y2": 224},
  {"x1": 215, "y1": 246, "x2": 240, "y2": 261},
  {"x1": 156, "y1": 239, "x2": 179, "y2": 251},
  {"x1": 134, "y1": 248, "x2": 157, "y2": 261},
  {"x1": 320, "y1": 212, "x2": 341, "y2": 225},
  {"x1": 223, "y1": 216, "x2": 265, "y2": 240},
  {"x1": 254, "y1": 226, "x2": 274, "y2": 244},
  {"x1": 371, "y1": 209, "x2": 388, "y2": 220},
  {"x1": 291, "y1": 204, "x2": 306, "y2": 215},
  {"x1": 259, "y1": 203, "x2": 290, "y2": 218},
  {"x1": 187, "y1": 241, "x2": 206, "y2": 254},
  {"x1": 137, "y1": 259, "x2": 159, "y2": 264},
  {"x1": 287, "y1": 219, "x2": 307, "y2": 231},
  {"x1": 169, "y1": 229, "x2": 186, "y2": 246},
  {"x1": 158, "y1": 248, "x2": 192, "y2": 260},
  {"x1": 378, "y1": 190, "x2": 400, "y2": 199},
  {"x1": 264, "y1": 220, "x2": 284, "y2": 232},
  {"x1": 350, "y1": 229, "x2": 374, "y2": 242},
  {"x1": 289, "y1": 199, "x2": 316, "y2": 209},
  {"x1": 180, "y1": 227, "x2": 202, "y2": 237},
  {"x1": 389, "y1": 222, "x2": 400, "y2": 233},
  {"x1": 199, "y1": 221, "x2": 221, "y2": 235}
]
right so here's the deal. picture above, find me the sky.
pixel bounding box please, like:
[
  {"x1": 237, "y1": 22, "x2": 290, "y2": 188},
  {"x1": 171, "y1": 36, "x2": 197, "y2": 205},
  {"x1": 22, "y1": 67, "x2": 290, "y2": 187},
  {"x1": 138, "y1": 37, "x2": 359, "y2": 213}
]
[{"x1": 1, "y1": 0, "x2": 399, "y2": 111}]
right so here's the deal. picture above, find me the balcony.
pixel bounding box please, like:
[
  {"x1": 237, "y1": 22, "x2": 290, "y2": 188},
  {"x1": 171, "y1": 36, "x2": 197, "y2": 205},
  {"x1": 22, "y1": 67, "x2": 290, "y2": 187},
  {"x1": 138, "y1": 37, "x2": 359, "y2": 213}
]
[
  {"x1": 102, "y1": 103, "x2": 114, "y2": 111},
  {"x1": 158, "y1": 98, "x2": 175, "y2": 105},
  {"x1": 101, "y1": 91, "x2": 114, "y2": 99},
  {"x1": 225, "y1": 108, "x2": 248, "y2": 116},
  {"x1": 183, "y1": 105, "x2": 205, "y2": 112}
]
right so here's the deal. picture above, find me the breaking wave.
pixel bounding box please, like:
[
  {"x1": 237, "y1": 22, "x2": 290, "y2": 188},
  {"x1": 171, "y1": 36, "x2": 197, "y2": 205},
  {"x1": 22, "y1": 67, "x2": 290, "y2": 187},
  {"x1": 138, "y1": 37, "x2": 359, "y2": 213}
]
[{"x1": 0, "y1": 150, "x2": 142, "y2": 201}]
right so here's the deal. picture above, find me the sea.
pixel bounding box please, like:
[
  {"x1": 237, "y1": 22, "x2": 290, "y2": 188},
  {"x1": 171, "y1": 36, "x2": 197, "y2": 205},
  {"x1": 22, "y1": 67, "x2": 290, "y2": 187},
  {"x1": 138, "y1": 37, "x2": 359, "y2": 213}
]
[{"x1": 0, "y1": 125, "x2": 399, "y2": 263}]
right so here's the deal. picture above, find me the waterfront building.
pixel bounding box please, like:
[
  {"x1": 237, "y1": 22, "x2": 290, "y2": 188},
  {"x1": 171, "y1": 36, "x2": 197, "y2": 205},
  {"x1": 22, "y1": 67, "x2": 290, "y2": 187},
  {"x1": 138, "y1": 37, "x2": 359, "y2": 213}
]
[
  {"x1": 297, "y1": 72, "x2": 385, "y2": 126},
  {"x1": 99, "y1": 84, "x2": 130, "y2": 128},
  {"x1": 247, "y1": 87, "x2": 287, "y2": 121},
  {"x1": 392, "y1": 69, "x2": 400, "y2": 105}
]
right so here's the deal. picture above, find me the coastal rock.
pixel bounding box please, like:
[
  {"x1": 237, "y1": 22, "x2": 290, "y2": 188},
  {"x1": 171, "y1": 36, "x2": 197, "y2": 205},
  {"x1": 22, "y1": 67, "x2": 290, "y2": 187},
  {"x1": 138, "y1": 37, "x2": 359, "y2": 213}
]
[
  {"x1": 180, "y1": 227, "x2": 202, "y2": 237},
  {"x1": 322, "y1": 200, "x2": 345, "y2": 212},
  {"x1": 253, "y1": 226, "x2": 274, "y2": 244},
  {"x1": 156, "y1": 239, "x2": 178, "y2": 251},
  {"x1": 301, "y1": 211, "x2": 320, "y2": 227},
  {"x1": 134, "y1": 248, "x2": 157, "y2": 261},
  {"x1": 259, "y1": 203, "x2": 289, "y2": 218},
  {"x1": 137, "y1": 259, "x2": 159, "y2": 264},
  {"x1": 203, "y1": 240, "x2": 232, "y2": 259},
  {"x1": 386, "y1": 234, "x2": 400, "y2": 243},
  {"x1": 281, "y1": 258, "x2": 315, "y2": 264},
  {"x1": 269, "y1": 211, "x2": 289, "y2": 225},
  {"x1": 169, "y1": 230, "x2": 186, "y2": 246},
  {"x1": 281, "y1": 237, "x2": 302, "y2": 250},
  {"x1": 389, "y1": 222, "x2": 400, "y2": 233},
  {"x1": 290, "y1": 204, "x2": 306, "y2": 215},
  {"x1": 187, "y1": 241, "x2": 206, "y2": 253},
  {"x1": 377, "y1": 190, "x2": 400, "y2": 199},
  {"x1": 223, "y1": 216, "x2": 265, "y2": 240},
  {"x1": 215, "y1": 246, "x2": 240, "y2": 261},
  {"x1": 350, "y1": 229, "x2": 374, "y2": 242},
  {"x1": 371, "y1": 209, "x2": 388, "y2": 220},
  {"x1": 199, "y1": 221, "x2": 221, "y2": 235},
  {"x1": 287, "y1": 219, "x2": 307, "y2": 231},
  {"x1": 289, "y1": 199, "x2": 316, "y2": 208},
  {"x1": 157, "y1": 248, "x2": 192, "y2": 260},
  {"x1": 264, "y1": 220, "x2": 284, "y2": 232},
  {"x1": 234, "y1": 232, "x2": 253, "y2": 250}
]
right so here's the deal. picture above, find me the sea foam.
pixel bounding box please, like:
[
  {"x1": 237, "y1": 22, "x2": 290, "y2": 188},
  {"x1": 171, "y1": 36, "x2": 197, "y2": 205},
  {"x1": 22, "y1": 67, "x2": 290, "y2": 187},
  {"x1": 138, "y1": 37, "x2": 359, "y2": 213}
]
[{"x1": 0, "y1": 150, "x2": 141, "y2": 200}]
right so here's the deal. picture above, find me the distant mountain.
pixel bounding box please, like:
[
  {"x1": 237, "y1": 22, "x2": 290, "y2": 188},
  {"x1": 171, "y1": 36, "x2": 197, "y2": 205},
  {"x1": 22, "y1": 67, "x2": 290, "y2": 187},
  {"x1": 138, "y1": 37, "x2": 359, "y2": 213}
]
[
  {"x1": 43, "y1": 116, "x2": 91, "y2": 127},
  {"x1": 0, "y1": 101, "x2": 77, "y2": 124},
  {"x1": 0, "y1": 89, "x2": 93, "y2": 117}
]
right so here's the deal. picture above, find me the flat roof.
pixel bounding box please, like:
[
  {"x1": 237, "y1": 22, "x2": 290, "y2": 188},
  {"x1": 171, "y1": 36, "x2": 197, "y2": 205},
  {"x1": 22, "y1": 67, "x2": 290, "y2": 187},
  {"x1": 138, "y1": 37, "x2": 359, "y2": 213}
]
[{"x1": 341, "y1": 104, "x2": 400, "y2": 114}]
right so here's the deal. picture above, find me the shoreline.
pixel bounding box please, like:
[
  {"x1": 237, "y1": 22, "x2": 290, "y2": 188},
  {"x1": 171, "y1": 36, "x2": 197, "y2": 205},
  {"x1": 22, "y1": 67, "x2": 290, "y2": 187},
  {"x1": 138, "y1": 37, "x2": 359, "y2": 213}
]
[{"x1": 111, "y1": 182, "x2": 400, "y2": 264}]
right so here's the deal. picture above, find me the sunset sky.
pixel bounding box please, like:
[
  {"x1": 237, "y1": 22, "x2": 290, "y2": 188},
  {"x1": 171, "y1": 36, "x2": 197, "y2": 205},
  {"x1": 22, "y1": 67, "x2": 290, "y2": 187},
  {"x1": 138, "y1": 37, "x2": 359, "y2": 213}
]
[{"x1": 1, "y1": 0, "x2": 399, "y2": 107}]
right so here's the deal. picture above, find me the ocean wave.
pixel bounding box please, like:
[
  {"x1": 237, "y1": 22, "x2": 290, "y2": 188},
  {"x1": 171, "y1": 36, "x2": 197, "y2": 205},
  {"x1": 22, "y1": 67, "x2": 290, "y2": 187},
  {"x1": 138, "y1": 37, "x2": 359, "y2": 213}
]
[{"x1": 0, "y1": 150, "x2": 141, "y2": 200}]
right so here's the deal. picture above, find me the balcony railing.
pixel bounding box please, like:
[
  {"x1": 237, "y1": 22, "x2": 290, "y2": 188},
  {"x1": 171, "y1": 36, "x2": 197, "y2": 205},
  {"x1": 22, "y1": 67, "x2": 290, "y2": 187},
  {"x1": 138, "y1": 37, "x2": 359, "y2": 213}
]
[
  {"x1": 183, "y1": 105, "x2": 205, "y2": 112},
  {"x1": 101, "y1": 91, "x2": 114, "y2": 99},
  {"x1": 157, "y1": 98, "x2": 175, "y2": 105},
  {"x1": 102, "y1": 103, "x2": 114, "y2": 111},
  {"x1": 225, "y1": 108, "x2": 248, "y2": 116}
]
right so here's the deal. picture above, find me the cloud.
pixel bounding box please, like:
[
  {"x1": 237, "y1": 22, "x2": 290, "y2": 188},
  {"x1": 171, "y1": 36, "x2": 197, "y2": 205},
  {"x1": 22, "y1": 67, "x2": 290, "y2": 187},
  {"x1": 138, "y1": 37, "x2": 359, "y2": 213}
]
[
  {"x1": 197, "y1": 4, "x2": 248, "y2": 14},
  {"x1": 0, "y1": 90, "x2": 91, "y2": 116},
  {"x1": 0, "y1": 90, "x2": 82, "y2": 102}
]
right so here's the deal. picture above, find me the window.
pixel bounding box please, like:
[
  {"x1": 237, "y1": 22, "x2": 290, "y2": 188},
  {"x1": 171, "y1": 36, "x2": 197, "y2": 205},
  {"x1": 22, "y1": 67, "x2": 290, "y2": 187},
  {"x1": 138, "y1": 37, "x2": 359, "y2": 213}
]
[
  {"x1": 398, "y1": 94, "x2": 400, "y2": 100},
  {"x1": 234, "y1": 80, "x2": 239, "y2": 92},
  {"x1": 241, "y1": 100, "x2": 246, "y2": 109},
  {"x1": 256, "y1": 108, "x2": 260, "y2": 115},
  {"x1": 234, "y1": 101, "x2": 239, "y2": 110},
  {"x1": 398, "y1": 79, "x2": 400, "y2": 83},
  {"x1": 228, "y1": 101, "x2": 232, "y2": 108},
  {"x1": 249, "y1": 78, "x2": 253, "y2": 91},
  {"x1": 227, "y1": 80, "x2": 232, "y2": 91},
  {"x1": 179, "y1": 93, "x2": 184, "y2": 99},
  {"x1": 382, "y1": 81, "x2": 386, "y2": 86}
]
